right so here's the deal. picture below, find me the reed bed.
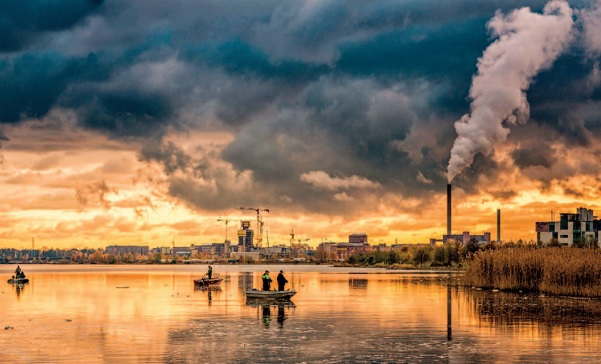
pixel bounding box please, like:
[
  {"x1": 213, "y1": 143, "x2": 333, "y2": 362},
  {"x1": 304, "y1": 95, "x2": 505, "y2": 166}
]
[{"x1": 464, "y1": 247, "x2": 601, "y2": 297}]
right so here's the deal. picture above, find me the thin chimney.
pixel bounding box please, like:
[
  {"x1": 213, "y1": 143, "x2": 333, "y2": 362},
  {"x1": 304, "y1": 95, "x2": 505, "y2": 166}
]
[
  {"x1": 497, "y1": 209, "x2": 501, "y2": 242},
  {"x1": 447, "y1": 184, "x2": 452, "y2": 236}
]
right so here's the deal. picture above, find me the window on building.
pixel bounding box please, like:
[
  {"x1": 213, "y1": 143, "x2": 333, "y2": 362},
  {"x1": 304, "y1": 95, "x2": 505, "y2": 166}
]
[
  {"x1": 560, "y1": 235, "x2": 569, "y2": 238},
  {"x1": 560, "y1": 216, "x2": 569, "y2": 230}
]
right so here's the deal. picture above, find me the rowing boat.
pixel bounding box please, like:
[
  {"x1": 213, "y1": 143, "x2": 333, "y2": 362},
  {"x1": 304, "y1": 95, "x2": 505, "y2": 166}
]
[
  {"x1": 194, "y1": 274, "x2": 223, "y2": 289},
  {"x1": 7, "y1": 278, "x2": 29, "y2": 284},
  {"x1": 245, "y1": 289, "x2": 296, "y2": 300}
]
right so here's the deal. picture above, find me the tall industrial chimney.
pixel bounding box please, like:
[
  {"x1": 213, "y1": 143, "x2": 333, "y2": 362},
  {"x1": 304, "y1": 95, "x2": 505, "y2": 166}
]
[
  {"x1": 497, "y1": 209, "x2": 501, "y2": 242},
  {"x1": 447, "y1": 184, "x2": 452, "y2": 236}
]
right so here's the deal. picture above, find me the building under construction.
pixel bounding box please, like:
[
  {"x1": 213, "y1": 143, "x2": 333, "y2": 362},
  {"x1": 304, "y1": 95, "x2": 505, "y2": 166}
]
[{"x1": 235, "y1": 220, "x2": 254, "y2": 252}]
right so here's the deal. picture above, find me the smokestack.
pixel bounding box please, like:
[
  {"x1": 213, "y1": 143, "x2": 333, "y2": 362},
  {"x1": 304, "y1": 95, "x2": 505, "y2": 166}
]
[
  {"x1": 497, "y1": 209, "x2": 501, "y2": 242},
  {"x1": 447, "y1": 184, "x2": 452, "y2": 236}
]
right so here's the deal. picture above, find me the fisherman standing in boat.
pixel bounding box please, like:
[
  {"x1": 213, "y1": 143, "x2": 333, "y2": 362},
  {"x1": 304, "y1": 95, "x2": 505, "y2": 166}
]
[
  {"x1": 277, "y1": 270, "x2": 288, "y2": 291},
  {"x1": 262, "y1": 270, "x2": 272, "y2": 291},
  {"x1": 14, "y1": 265, "x2": 25, "y2": 279},
  {"x1": 207, "y1": 265, "x2": 213, "y2": 279}
]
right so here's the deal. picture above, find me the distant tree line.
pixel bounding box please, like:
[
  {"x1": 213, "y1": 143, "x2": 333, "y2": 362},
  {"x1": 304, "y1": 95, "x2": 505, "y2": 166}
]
[{"x1": 0, "y1": 248, "x2": 187, "y2": 264}]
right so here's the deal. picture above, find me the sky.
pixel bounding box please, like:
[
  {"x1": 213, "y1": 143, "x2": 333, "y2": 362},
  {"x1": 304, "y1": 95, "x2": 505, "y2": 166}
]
[{"x1": 1, "y1": 0, "x2": 601, "y2": 249}]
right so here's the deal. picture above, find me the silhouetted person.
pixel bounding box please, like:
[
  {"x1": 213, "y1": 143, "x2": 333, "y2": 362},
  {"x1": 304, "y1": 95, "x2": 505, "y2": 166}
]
[
  {"x1": 277, "y1": 270, "x2": 288, "y2": 291},
  {"x1": 207, "y1": 265, "x2": 213, "y2": 279},
  {"x1": 262, "y1": 270, "x2": 272, "y2": 291},
  {"x1": 14, "y1": 265, "x2": 25, "y2": 279}
]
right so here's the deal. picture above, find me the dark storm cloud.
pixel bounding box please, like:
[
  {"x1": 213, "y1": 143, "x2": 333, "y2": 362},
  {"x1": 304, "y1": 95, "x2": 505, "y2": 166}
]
[
  {"x1": 0, "y1": 52, "x2": 108, "y2": 123},
  {"x1": 139, "y1": 141, "x2": 191, "y2": 176},
  {"x1": 72, "y1": 89, "x2": 174, "y2": 138},
  {"x1": 2, "y1": 0, "x2": 601, "y2": 212},
  {"x1": 511, "y1": 146, "x2": 556, "y2": 169},
  {"x1": 0, "y1": 0, "x2": 103, "y2": 52}
]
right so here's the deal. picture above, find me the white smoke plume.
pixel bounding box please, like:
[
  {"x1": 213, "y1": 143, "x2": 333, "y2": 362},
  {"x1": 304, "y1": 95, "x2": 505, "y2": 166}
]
[
  {"x1": 582, "y1": 0, "x2": 601, "y2": 55},
  {"x1": 446, "y1": 0, "x2": 573, "y2": 182}
]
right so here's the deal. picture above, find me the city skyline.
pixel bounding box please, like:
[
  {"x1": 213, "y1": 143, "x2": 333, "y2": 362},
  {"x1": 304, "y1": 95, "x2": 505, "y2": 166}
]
[{"x1": 1, "y1": 0, "x2": 601, "y2": 249}]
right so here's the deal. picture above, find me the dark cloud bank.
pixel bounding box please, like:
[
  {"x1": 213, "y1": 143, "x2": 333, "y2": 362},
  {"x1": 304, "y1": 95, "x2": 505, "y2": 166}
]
[{"x1": 1, "y1": 0, "x2": 600, "y2": 213}]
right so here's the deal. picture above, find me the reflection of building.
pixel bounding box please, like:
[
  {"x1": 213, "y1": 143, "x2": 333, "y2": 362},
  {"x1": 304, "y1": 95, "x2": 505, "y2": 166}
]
[
  {"x1": 238, "y1": 273, "x2": 254, "y2": 292},
  {"x1": 106, "y1": 245, "x2": 149, "y2": 255},
  {"x1": 237, "y1": 221, "x2": 254, "y2": 251},
  {"x1": 349, "y1": 278, "x2": 368, "y2": 288},
  {"x1": 536, "y1": 207, "x2": 599, "y2": 246}
]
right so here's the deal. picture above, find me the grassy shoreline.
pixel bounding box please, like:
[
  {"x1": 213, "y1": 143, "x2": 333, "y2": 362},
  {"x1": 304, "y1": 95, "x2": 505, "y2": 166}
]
[{"x1": 464, "y1": 247, "x2": 601, "y2": 297}]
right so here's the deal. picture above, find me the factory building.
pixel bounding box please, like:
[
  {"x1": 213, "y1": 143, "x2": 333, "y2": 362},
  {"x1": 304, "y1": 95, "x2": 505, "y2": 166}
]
[
  {"x1": 535, "y1": 207, "x2": 599, "y2": 247},
  {"x1": 429, "y1": 183, "x2": 494, "y2": 245},
  {"x1": 438, "y1": 232, "x2": 491, "y2": 245},
  {"x1": 349, "y1": 233, "x2": 368, "y2": 245}
]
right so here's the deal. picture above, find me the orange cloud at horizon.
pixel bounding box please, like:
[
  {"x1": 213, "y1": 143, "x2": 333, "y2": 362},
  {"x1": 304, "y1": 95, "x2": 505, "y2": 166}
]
[{"x1": 1, "y1": 120, "x2": 600, "y2": 250}]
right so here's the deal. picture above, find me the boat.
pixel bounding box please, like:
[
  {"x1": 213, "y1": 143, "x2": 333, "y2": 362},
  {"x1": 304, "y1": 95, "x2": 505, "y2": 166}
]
[
  {"x1": 245, "y1": 289, "x2": 296, "y2": 301},
  {"x1": 194, "y1": 273, "x2": 223, "y2": 289},
  {"x1": 7, "y1": 277, "x2": 29, "y2": 284},
  {"x1": 8, "y1": 266, "x2": 28, "y2": 285}
]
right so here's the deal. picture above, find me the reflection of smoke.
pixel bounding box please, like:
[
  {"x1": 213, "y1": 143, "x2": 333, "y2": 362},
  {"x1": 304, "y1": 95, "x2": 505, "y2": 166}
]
[{"x1": 447, "y1": 1, "x2": 573, "y2": 182}]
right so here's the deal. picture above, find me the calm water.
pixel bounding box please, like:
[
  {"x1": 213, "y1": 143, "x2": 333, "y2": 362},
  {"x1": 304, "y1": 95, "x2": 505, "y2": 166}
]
[{"x1": 2, "y1": 264, "x2": 601, "y2": 363}]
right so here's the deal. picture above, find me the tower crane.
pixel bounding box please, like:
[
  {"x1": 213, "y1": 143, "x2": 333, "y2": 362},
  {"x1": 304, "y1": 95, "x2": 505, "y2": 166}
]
[
  {"x1": 289, "y1": 229, "x2": 310, "y2": 258},
  {"x1": 217, "y1": 217, "x2": 230, "y2": 243},
  {"x1": 238, "y1": 207, "x2": 270, "y2": 248}
]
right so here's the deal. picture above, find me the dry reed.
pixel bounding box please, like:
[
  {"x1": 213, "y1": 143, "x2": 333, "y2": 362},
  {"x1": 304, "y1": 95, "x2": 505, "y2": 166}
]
[{"x1": 464, "y1": 247, "x2": 601, "y2": 297}]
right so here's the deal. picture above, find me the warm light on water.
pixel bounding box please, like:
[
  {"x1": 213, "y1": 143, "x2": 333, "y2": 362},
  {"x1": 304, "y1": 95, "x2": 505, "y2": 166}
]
[{"x1": 2, "y1": 265, "x2": 601, "y2": 363}]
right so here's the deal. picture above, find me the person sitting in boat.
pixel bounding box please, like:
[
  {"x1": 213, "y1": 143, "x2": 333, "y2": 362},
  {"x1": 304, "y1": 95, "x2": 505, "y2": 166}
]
[
  {"x1": 207, "y1": 265, "x2": 213, "y2": 280},
  {"x1": 262, "y1": 270, "x2": 272, "y2": 291},
  {"x1": 277, "y1": 270, "x2": 288, "y2": 291}
]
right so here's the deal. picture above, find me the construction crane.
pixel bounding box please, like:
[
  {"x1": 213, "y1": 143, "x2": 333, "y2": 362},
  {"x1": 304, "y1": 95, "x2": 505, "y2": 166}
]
[
  {"x1": 238, "y1": 207, "x2": 270, "y2": 248},
  {"x1": 217, "y1": 217, "x2": 230, "y2": 243},
  {"x1": 289, "y1": 229, "x2": 309, "y2": 258}
]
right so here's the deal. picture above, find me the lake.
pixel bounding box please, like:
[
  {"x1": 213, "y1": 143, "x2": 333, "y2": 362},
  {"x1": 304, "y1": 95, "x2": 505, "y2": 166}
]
[{"x1": 2, "y1": 264, "x2": 601, "y2": 363}]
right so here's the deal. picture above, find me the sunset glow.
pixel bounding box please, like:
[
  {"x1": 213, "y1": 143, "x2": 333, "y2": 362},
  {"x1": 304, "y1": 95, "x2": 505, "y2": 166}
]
[{"x1": 2, "y1": 0, "x2": 601, "y2": 249}]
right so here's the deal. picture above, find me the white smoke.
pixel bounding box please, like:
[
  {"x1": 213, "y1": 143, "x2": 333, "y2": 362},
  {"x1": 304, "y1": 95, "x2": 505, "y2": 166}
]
[
  {"x1": 582, "y1": 0, "x2": 601, "y2": 55},
  {"x1": 446, "y1": 0, "x2": 573, "y2": 182}
]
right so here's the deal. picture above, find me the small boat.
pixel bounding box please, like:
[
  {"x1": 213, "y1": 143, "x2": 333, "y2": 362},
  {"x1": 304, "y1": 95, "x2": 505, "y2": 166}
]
[
  {"x1": 8, "y1": 277, "x2": 29, "y2": 284},
  {"x1": 245, "y1": 289, "x2": 296, "y2": 300},
  {"x1": 194, "y1": 273, "x2": 223, "y2": 289}
]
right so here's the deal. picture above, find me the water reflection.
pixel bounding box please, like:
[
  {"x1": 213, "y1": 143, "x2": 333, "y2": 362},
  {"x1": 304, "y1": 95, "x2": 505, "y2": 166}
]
[
  {"x1": 2, "y1": 266, "x2": 601, "y2": 363},
  {"x1": 238, "y1": 272, "x2": 254, "y2": 292},
  {"x1": 348, "y1": 278, "x2": 367, "y2": 288},
  {"x1": 12, "y1": 283, "x2": 26, "y2": 298},
  {"x1": 262, "y1": 305, "x2": 271, "y2": 327},
  {"x1": 467, "y1": 289, "x2": 601, "y2": 327},
  {"x1": 277, "y1": 304, "x2": 286, "y2": 327}
]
